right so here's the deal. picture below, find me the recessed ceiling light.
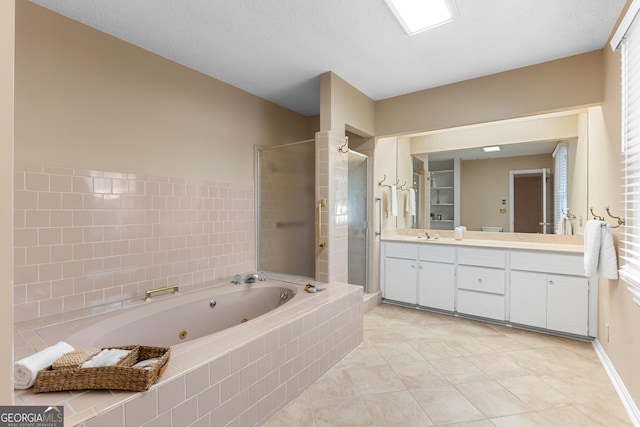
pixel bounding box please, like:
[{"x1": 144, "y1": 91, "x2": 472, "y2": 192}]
[
  {"x1": 482, "y1": 146, "x2": 501, "y2": 152},
  {"x1": 384, "y1": 0, "x2": 454, "y2": 35}
]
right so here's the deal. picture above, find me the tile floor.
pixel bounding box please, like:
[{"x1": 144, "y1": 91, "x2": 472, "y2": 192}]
[{"x1": 264, "y1": 303, "x2": 632, "y2": 426}]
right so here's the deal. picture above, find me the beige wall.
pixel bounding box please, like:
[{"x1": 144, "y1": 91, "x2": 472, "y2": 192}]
[
  {"x1": 595, "y1": 45, "x2": 640, "y2": 407},
  {"x1": 320, "y1": 72, "x2": 376, "y2": 137},
  {"x1": 1, "y1": 0, "x2": 15, "y2": 405},
  {"x1": 15, "y1": 1, "x2": 314, "y2": 184},
  {"x1": 377, "y1": 50, "x2": 605, "y2": 137},
  {"x1": 460, "y1": 154, "x2": 553, "y2": 231}
]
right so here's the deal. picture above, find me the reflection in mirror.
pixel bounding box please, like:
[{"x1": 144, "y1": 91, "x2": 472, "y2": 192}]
[{"x1": 398, "y1": 112, "x2": 589, "y2": 235}]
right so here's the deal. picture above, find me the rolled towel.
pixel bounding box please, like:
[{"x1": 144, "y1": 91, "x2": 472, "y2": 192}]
[
  {"x1": 14, "y1": 341, "x2": 75, "y2": 389},
  {"x1": 133, "y1": 358, "x2": 158, "y2": 369},
  {"x1": 81, "y1": 348, "x2": 131, "y2": 368}
]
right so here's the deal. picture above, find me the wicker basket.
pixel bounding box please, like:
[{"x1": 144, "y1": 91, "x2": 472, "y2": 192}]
[{"x1": 33, "y1": 345, "x2": 170, "y2": 393}]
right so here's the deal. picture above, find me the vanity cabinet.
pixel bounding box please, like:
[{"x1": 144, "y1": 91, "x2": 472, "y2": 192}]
[
  {"x1": 510, "y1": 251, "x2": 591, "y2": 336},
  {"x1": 381, "y1": 241, "x2": 596, "y2": 338},
  {"x1": 383, "y1": 243, "x2": 419, "y2": 304},
  {"x1": 457, "y1": 247, "x2": 507, "y2": 321},
  {"x1": 382, "y1": 242, "x2": 456, "y2": 309},
  {"x1": 418, "y1": 245, "x2": 456, "y2": 311}
]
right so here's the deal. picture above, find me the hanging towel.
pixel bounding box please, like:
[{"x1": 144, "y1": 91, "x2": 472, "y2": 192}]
[
  {"x1": 388, "y1": 185, "x2": 398, "y2": 217},
  {"x1": 599, "y1": 225, "x2": 619, "y2": 279},
  {"x1": 584, "y1": 220, "x2": 618, "y2": 279},
  {"x1": 405, "y1": 189, "x2": 416, "y2": 216},
  {"x1": 560, "y1": 215, "x2": 573, "y2": 235},
  {"x1": 584, "y1": 220, "x2": 603, "y2": 277},
  {"x1": 14, "y1": 341, "x2": 75, "y2": 389}
]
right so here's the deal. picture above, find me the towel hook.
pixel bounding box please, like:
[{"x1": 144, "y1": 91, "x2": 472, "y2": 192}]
[
  {"x1": 562, "y1": 208, "x2": 576, "y2": 220},
  {"x1": 378, "y1": 175, "x2": 387, "y2": 186},
  {"x1": 338, "y1": 136, "x2": 349, "y2": 154},
  {"x1": 589, "y1": 206, "x2": 604, "y2": 221},
  {"x1": 604, "y1": 205, "x2": 625, "y2": 228}
]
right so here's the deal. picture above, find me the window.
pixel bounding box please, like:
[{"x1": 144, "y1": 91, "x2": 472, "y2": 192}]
[
  {"x1": 612, "y1": 1, "x2": 640, "y2": 304},
  {"x1": 553, "y1": 143, "x2": 568, "y2": 235}
]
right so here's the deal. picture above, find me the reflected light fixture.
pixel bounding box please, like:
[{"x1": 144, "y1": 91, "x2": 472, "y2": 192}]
[
  {"x1": 482, "y1": 146, "x2": 501, "y2": 152},
  {"x1": 384, "y1": 0, "x2": 454, "y2": 35}
]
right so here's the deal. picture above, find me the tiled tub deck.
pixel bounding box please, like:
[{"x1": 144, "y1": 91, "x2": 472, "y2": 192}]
[{"x1": 14, "y1": 275, "x2": 364, "y2": 426}]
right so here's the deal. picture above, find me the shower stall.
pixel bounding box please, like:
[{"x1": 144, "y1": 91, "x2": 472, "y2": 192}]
[
  {"x1": 347, "y1": 150, "x2": 369, "y2": 290},
  {"x1": 257, "y1": 140, "x2": 315, "y2": 278},
  {"x1": 257, "y1": 139, "x2": 369, "y2": 292}
]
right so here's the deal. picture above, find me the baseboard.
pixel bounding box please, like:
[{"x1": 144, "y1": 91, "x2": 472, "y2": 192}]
[{"x1": 592, "y1": 339, "x2": 640, "y2": 427}]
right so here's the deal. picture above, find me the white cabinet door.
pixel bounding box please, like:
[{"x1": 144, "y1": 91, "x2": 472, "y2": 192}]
[
  {"x1": 384, "y1": 257, "x2": 418, "y2": 304},
  {"x1": 510, "y1": 271, "x2": 547, "y2": 329},
  {"x1": 547, "y1": 275, "x2": 589, "y2": 336},
  {"x1": 418, "y1": 261, "x2": 455, "y2": 311}
]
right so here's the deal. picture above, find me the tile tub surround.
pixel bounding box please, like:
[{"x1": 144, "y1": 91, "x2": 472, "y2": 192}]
[
  {"x1": 14, "y1": 163, "x2": 255, "y2": 322},
  {"x1": 14, "y1": 275, "x2": 364, "y2": 426}
]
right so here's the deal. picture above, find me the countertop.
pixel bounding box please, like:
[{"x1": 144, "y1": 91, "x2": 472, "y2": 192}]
[{"x1": 382, "y1": 230, "x2": 585, "y2": 254}]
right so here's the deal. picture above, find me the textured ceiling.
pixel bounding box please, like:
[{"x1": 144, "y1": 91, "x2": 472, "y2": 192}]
[{"x1": 30, "y1": 0, "x2": 626, "y2": 117}]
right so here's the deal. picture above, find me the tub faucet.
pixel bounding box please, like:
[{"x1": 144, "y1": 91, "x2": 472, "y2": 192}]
[{"x1": 245, "y1": 273, "x2": 258, "y2": 284}]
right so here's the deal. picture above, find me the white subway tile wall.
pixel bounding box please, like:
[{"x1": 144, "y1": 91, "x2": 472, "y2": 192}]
[{"x1": 14, "y1": 163, "x2": 255, "y2": 322}]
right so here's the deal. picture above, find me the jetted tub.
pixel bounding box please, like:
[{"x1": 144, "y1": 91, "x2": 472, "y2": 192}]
[
  {"x1": 36, "y1": 279, "x2": 297, "y2": 348},
  {"x1": 21, "y1": 275, "x2": 363, "y2": 426}
]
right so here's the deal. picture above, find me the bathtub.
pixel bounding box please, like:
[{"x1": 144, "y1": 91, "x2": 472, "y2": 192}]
[
  {"x1": 16, "y1": 275, "x2": 364, "y2": 426},
  {"x1": 36, "y1": 280, "x2": 297, "y2": 348}
]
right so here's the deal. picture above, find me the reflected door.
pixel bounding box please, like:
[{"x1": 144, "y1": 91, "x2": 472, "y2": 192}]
[{"x1": 511, "y1": 168, "x2": 553, "y2": 234}]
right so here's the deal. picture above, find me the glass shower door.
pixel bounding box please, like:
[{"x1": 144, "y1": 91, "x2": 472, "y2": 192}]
[
  {"x1": 348, "y1": 150, "x2": 369, "y2": 290},
  {"x1": 257, "y1": 141, "x2": 315, "y2": 277}
]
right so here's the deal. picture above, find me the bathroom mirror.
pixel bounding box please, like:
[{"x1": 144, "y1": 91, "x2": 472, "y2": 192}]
[{"x1": 393, "y1": 111, "x2": 588, "y2": 235}]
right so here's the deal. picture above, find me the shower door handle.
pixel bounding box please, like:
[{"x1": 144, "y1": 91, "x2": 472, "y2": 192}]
[{"x1": 318, "y1": 198, "x2": 327, "y2": 248}]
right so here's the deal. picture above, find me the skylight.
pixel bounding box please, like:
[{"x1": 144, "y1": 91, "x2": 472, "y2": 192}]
[{"x1": 385, "y1": 0, "x2": 454, "y2": 35}]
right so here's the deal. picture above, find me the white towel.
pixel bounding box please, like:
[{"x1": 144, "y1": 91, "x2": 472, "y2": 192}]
[
  {"x1": 388, "y1": 185, "x2": 398, "y2": 217},
  {"x1": 599, "y1": 225, "x2": 619, "y2": 279},
  {"x1": 405, "y1": 189, "x2": 416, "y2": 216},
  {"x1": 584, "y1": 220, "x2": 603, "y2": 277},
  {"x1": 81, "y1": 348, "x2": 130, "y2": 368},
  {"x1": 14, "y1": 341, "x2": 75, "y2": 389},
  {"x1": 559, "y1": 216, "x2": 573, "y2": 235},
  {"x1": 584, "y1": 220, "x2": 618, "y2": 279}
]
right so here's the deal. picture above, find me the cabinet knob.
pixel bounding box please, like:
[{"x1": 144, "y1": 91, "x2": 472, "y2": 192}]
[
  {"x1": 478, "y1": 278, "x2": 483, "y2": 283},
  {"x1": 412, "y1": 264, "x2": 416, "y2": 268},
  {"x1": 549, "y1": 280, "x2": 554, "y2": 285}
]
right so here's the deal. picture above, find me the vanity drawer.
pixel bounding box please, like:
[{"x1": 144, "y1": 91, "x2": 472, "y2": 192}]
[
  {"x1": 419, "y1": 244, "x2": 455, "y2": 263},
  {"x1": 457, "y1": 290, "x2": 505, "y2": 321},
  {"x1": 384, "y1": 242, "x2": 418, "y2": 260},
  {"x1": 510, "y1": 250, "x2": 584, "y2": 276},
  {"x1": 457, "y1": 265, "x2": 506, "y2": 294},
  {"x1": 458, "y1": 247, "x2": 506, "y2": 268}
]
